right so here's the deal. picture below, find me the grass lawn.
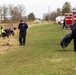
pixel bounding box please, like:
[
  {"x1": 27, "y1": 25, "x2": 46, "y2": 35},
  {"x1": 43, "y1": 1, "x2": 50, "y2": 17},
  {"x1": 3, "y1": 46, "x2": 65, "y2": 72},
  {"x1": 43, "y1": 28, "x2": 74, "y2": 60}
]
[{"x1": 0, "y1": 23, "x2": 76, "y2": 75}]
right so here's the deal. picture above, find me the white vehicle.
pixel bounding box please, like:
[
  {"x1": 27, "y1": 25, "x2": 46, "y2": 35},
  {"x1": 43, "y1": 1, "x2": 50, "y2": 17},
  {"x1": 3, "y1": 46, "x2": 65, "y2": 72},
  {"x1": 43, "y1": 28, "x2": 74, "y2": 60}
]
[{"x1": 55, "y1": 16, "x2": 65, "y2": 25}]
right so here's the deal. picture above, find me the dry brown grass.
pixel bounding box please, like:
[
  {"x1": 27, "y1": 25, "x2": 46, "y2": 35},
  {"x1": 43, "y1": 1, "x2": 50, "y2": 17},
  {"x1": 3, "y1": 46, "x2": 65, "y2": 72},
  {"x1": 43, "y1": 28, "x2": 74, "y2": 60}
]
[
  {"x1": 0, "y1": 37, "x2": 19, "y2": 54},
  {"x1": 0, "y1": 21, "x2": 53, "y2": 54}
]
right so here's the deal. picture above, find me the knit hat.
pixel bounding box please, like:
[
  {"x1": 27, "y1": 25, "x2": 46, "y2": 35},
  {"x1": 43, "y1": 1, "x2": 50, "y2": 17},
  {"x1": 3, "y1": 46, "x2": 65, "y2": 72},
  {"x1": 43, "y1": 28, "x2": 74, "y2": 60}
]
[{"x1": 20, "y1": 19, "x2": 23, "y2": 22}]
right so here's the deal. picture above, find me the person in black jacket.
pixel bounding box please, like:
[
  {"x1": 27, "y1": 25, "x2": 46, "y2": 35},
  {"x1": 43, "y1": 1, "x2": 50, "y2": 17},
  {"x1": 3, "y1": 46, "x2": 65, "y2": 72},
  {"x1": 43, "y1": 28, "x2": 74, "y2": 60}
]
[
  {"x1": 63, "y1": 18, "x2": 67, "y2": 29},
  {"x1": 18, "y1": 19, "x2": 28, "y2": 46},
  {"x1": 71, "y1": 22, "x2": 76, "y2": 52}
]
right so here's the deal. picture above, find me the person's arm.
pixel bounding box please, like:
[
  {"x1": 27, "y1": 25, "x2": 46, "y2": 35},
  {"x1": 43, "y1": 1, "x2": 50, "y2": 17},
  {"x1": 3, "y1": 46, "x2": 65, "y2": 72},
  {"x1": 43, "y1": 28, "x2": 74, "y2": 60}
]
[
  {"x1": 26, "y1": 29, "x2": 28, "y2": 34},
  {"x1": 25, "y1": 23, "x2": 28, "y2": 34}
]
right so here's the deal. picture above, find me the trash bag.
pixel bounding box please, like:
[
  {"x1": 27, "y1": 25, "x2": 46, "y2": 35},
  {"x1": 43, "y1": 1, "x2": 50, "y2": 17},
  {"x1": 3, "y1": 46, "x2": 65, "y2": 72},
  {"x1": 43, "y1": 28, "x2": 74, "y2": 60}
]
[{"x1": 60, "y1": 32, "x2": 73, "y2": 48}]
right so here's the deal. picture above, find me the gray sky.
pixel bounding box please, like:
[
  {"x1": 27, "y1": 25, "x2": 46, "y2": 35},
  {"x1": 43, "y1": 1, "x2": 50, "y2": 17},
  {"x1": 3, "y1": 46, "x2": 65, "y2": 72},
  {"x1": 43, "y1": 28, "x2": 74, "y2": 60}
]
[{"x1": 0, "y1": 0, "x2": 76, "y2": 19}]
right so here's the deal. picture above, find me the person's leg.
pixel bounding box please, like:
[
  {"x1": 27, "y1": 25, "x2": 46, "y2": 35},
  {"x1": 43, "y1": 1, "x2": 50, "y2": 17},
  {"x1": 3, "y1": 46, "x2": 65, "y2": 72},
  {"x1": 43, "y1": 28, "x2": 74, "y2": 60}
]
[
  {"x1": 65, "y1": 25, "x2": 67, "y2": 29},
  {"x1": 72, "y1": 31, "x2": 76, "y2": 51},
  {"x1": 62, "y1": 25, "x2": 64, "y2": 29},
  {"x1": 19, "y1": 33, "x2": 22, "y2": 45},
  {"x1": 23, "y1": 34, "x2": 26, "y2": 45},
  {"x1": 74, "y1": 37, "x2": 76, "y2": 51},
  {"x1": 74, "y1": 36, "x2": 76, "y2": 51}
]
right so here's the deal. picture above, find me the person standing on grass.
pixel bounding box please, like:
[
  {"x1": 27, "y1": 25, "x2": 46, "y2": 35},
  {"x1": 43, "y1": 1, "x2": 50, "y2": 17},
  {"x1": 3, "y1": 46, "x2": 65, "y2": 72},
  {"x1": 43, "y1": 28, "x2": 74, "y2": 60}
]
[
  {"x1": 18, "y1": 19, "x2": 28, "y2": 46},
  {"x1": 63, "y1": 18, "x2": 67, "y2": 29}
]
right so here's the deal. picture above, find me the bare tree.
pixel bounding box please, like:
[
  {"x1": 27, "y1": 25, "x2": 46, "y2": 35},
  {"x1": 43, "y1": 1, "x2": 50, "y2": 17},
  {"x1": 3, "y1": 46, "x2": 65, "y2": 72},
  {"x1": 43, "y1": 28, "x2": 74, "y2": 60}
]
[
  {"x1": 9, "y1": 5, "x2": 18, "y2": 22},
  {"x1": 9, "y1": 4, "x2": 25, "y2": 22},
  {"x1": 43, "y1": 13, "x2": 49, "y2": 21},
  {"x1": 43, "y1": 11, "x2": 57, "y2": 21},
  {"x1": 50, "y1": 11, "x2": 57, "y2": 21},
  {"x1": 2, "y1": 4, "x2": 8, "y2": 22},
  {"x1": 17, "y1": 4, "x2": 25, "y2": 19},
  {"x1": 0, "y1": 6, "x2": 2, "y2": 13},
  {"x1": 56, "y1": 8, "x2": 62, "y2": 16},
  {"x1": 9, "y1": 4, "x2": 15, "y2": 22},
  {"x1": 0, "y1": 6, "x2": 2, "y2": 23},
  {"x1": 72, "y1": 7, "x2": 76, "y2": 11}
]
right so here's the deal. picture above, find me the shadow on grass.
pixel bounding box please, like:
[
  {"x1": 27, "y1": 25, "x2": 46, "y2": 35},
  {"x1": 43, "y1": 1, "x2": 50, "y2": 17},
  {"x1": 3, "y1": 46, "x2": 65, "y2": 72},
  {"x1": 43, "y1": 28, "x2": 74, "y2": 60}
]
[{"x1": 56, "y1": 49, "x2": 73, "y2": 52}]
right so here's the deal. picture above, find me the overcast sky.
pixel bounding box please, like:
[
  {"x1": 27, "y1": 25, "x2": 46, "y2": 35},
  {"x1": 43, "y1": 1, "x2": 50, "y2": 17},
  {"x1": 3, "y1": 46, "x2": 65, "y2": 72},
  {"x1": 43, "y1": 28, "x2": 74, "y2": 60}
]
[{"x1": 0, "y1": 0, "x2": 76, "y2": 19}]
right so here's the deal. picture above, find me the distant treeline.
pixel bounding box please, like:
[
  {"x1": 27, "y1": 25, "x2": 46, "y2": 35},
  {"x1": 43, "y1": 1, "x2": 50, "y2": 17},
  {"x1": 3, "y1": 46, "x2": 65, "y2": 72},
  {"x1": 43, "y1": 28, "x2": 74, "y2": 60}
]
[
  {"x1": 0, "y1": 2, "x2": 75, "y2": 23},
  {"x1": 0, "y1": 4, "x2": 36, "y2": 23},
  {"x1": 43, "y1": 2, "x2": 75, "y2": 21}
]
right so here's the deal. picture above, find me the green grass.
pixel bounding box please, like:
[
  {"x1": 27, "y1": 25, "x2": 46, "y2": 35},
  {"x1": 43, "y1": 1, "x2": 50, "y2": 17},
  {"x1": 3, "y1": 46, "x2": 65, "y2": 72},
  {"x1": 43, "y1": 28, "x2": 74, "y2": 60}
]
[{"x1": 0, "y1": 23, "x2": 76, "y2": 75}]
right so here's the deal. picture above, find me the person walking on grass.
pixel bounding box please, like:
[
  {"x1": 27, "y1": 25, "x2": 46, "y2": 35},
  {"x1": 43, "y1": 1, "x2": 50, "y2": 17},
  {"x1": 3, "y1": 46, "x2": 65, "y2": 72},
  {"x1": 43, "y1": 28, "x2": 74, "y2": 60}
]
[
  {"x1": 18, "y1": 19, "x2": 28, "y2": 46},
  {"x1": 63, "y1": 18, "x2": 67, "y2": 29}
]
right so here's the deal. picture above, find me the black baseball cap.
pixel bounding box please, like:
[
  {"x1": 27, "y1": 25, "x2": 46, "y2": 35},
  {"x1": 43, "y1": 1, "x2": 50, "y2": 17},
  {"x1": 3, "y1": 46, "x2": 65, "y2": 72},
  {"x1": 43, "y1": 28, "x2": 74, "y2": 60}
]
[{"x1": 20, "y1": 19, "x2": 23, "y2": 22}]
